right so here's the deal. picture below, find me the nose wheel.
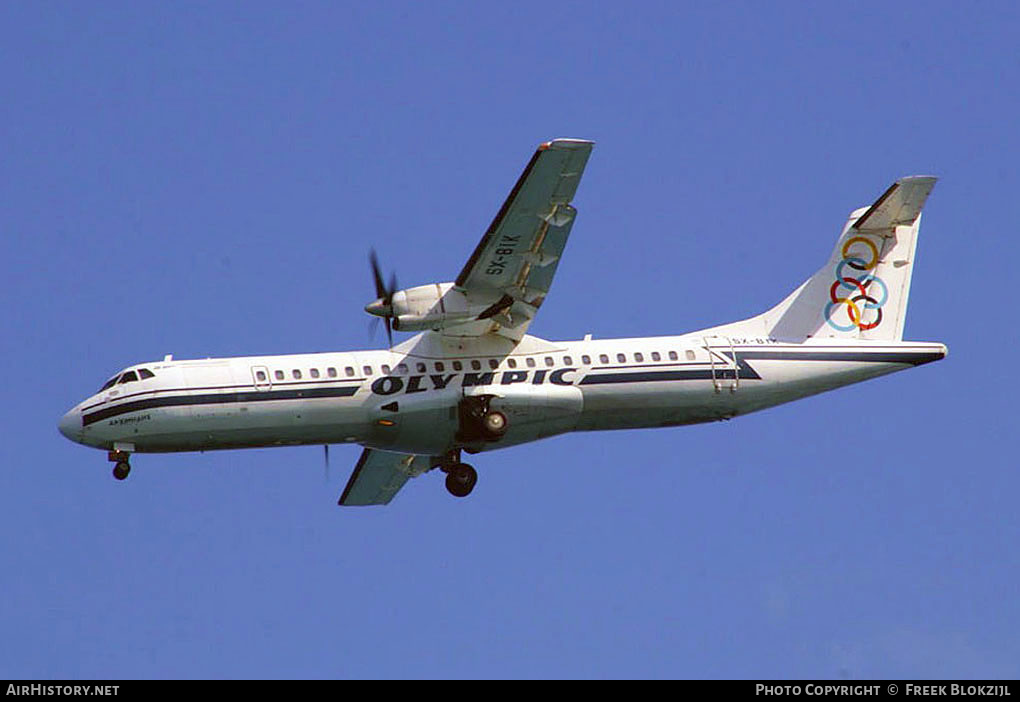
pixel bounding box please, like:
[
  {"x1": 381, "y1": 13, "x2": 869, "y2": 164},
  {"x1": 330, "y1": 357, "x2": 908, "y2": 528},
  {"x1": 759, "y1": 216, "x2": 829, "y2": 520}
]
[{"x1": 444, "y1": 463, "x2": 477, "y2": 498}]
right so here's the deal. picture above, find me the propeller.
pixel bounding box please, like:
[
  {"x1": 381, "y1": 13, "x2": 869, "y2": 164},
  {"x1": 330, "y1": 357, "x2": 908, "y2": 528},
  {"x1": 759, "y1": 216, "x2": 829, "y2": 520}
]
[{"x1": 366, "y1": 249, "x2": 398, "y2": 347}]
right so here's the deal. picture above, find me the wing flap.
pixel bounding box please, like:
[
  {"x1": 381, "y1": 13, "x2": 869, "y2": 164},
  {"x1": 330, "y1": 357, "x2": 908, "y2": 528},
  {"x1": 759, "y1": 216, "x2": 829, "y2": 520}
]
[{"x1": 338, "y1": 448, "x2": 433, "y2": 506}]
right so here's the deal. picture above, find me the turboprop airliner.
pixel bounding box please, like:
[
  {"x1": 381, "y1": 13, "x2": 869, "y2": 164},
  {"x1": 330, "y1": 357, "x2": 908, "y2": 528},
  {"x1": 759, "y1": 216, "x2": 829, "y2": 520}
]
[{"x1": 58, "y1": 139, "x2": 947, "y2": 505}]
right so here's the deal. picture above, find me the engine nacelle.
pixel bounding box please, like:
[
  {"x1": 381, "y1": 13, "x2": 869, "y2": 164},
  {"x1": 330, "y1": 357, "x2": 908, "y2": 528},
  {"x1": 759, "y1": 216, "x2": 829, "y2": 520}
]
[{"x1": 389, "y1": 282, "x2": 477, "y2": 331}]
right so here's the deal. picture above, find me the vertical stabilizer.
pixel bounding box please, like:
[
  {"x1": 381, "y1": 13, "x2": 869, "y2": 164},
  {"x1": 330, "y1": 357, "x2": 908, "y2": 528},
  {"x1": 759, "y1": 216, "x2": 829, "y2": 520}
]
[{"x1": 760, "y1": 176, "x2": 937, "y2": 342}]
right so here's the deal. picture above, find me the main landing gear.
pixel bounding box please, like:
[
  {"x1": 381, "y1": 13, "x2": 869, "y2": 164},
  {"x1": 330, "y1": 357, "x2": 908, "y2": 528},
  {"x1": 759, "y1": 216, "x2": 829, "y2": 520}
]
[
  {"x1": 437, "y1": 449, "x2": 478, "y2": 498},
  {"x1": 444, "y1": 463, "x2": 478, "y2": 498},
  {"x1": 108, "y1": 450, "x2": 131, "y2": 480},
  {"x1": 456, "y1": 395, "x2": 508, "y2": 443},
  {"x1": 439, "y1": 396, "x2": 509, "y2": 499}
]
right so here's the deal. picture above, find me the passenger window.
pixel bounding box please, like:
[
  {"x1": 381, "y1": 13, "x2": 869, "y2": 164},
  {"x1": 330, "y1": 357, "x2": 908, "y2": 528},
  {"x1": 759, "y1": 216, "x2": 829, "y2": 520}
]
[
  {"x1": 488, "y1": 359, "x2": 499, "y2": 369},
  {"x1": 310, "y1": 368, "x2": 320, "y2": 379},
  {"x1": 256, "y1": 371, "x2": 267, "y2": 382},
  {"x1": 634, "y1": 353, "x2": 644, "y2": 362},
  {"x1": 471, "y1": 360, "x2": 481, "y2": 370},
  {"x1": 397, "y1": 363, "x2": 408, "y2": 375},
  {"x1": 544, "y1": 357, "x2": 554, "y2": 367},
  {"x1": 416, "y1": 362, "x2": 426, "y2": 373},
  {"x1": 668, "y1": 351, "x2": 678, "y2": 361},
  {"x1": 328, "y1": 367, "x2": 337, "y2": 378},
  {"x1": 382, "y1": 364, "x2": 391, "y2": 374},
  {"x1": 581, "y1": 355, "x2": 591, "y2": 365},
  {"x1": 292, "y1": 369, "x2": 302, "y2": 379},
  {"x1": 651, "y1": 352, "x2": 661, "y2": 361},
  {"x1": 617, "y1": 353, "x2": 626, "y2": 363},
  {"x1": 345, "y1": 367, "x2": 355, "y2": 377},
  {"x1": 118, "y1": 371, "x2": 138, "y2": 384},
  {"x1": 599, "y1": 354, "x2": 609, "y2": 364},
  {"x1": 363, "y1": 366, "x2": 373, "y2": 376},
  {"x1": 686, "y1": 350, "x2": 696, "y2": 360},
  {"x1": 435, "y1": 362, "x2": 445, "y2": 372},
  {"x1": 139, "y1": 368, "x2": 155, "y2": 379},
  {"x1": 563, "y1": 356, "x2": 572, "y2": 365},
  {"x1": 453, "y1": 361, "x2": 463, "y2": 371},
  {"x1": 275, "y1": 370, "x2": 284, "y2": 380},
  {"x1": 526, "y1": 358, "x2": 536, "y2": 368},
  {"x1": 507, "y1": 358, "x2": 517, "y2": 369}
]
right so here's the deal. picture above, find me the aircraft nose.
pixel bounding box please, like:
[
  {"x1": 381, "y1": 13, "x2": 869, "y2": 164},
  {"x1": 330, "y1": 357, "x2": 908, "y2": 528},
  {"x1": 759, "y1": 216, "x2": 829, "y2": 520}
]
[{"x1": 58, "y1": 408, "x2": 82, "y2": 442}]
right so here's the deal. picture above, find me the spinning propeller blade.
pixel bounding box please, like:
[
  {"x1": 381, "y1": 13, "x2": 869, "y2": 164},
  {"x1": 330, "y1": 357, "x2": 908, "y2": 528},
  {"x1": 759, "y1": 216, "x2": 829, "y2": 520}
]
[{"x1": 367, "y1": 249, "x2": 398, "y2": 347}]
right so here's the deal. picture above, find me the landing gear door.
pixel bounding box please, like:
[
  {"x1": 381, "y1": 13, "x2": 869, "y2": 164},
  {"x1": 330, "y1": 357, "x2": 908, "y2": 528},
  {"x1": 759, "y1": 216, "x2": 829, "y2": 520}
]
[{"x1": 251, "y1": 365, "x2": 272, "y2": 391}]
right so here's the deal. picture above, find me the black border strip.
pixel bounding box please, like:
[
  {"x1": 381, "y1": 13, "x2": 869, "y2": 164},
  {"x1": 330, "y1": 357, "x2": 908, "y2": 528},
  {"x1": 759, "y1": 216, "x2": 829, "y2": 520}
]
[
  {"x1": 736, "y1": 351, "x2": 943, "y2": 365},
  {"x1": 852, "y1": 181, "x2": 899, "y2": 230},
  {"x1": 83, "y1": 386, "x2": 360, "y2": 426},
  {"x1": 579, "y1": 350, "x2": 942, "y2": 386},
  {"x1": 581, "y1": 369, "x2": 718, "y2": 385},
  {"x1": 455, "y1": 146, "x2": 545, "y2": 287},
  {"x1": 81, "y1": 378, "x2": 368, "y2": 413},
  {"x1": 338, "y1": 448, "x2": 373, "y2": 505}
]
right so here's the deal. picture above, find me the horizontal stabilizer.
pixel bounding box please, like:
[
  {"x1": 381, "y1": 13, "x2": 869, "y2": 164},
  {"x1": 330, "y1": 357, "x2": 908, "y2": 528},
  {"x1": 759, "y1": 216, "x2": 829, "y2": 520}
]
[{"x1": 853, "y1": 176, "x2": 937, "y2": 231}]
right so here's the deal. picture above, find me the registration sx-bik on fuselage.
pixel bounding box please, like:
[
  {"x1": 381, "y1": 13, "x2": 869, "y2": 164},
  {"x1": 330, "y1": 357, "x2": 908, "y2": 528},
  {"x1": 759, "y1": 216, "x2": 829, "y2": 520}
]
[{"x1": 58, "y1": 139, "x2": 947, "y2": 505}]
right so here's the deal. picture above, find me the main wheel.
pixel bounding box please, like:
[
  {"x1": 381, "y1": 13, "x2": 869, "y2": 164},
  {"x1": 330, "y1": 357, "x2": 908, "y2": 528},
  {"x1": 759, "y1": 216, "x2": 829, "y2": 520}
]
[
  {"x1": 445, "y1": 463, "x2": 477, "y2": 498},
  {"x1": 481, "y1": 410, "x2": 508, "y2": 439},
  {"x1": 112, "y1": 461, "x2": 131, "y2": 481}
]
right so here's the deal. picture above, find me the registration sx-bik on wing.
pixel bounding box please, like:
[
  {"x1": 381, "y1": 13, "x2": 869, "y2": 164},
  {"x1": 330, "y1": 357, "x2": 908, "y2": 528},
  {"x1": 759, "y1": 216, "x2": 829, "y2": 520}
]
[{"x1": 59, "y1": 139, "x2": 947, "y2": 505}]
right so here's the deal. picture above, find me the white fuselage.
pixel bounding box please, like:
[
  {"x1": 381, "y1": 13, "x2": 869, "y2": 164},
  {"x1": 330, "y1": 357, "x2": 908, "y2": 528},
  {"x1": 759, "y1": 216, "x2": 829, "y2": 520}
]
[{"x1": 59, "y1": 331, "x2": 946, "y2": 459}]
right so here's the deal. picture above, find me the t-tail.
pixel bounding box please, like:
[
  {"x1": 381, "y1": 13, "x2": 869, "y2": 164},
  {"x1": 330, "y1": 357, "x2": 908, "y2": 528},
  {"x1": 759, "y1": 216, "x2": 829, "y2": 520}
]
[{"x1": 717, "y1": 176, "x2": 938, "y2": 342}]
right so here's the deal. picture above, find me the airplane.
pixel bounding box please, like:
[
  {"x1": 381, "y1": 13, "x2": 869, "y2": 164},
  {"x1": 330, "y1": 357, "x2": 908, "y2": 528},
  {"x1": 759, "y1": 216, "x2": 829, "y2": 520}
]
[{"x1": 58, "y1": 138, "x2": 947, "y2": 506}]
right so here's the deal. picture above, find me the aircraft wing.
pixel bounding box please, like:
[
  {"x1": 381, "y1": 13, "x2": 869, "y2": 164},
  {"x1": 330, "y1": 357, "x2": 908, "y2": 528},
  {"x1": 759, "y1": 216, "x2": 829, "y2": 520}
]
[
  {"x1": 452, "y1": 138, "x2": 594, "y2": 339},
  {"x1": 338, "y1": 448, "x2": 434, "y2": 506}
]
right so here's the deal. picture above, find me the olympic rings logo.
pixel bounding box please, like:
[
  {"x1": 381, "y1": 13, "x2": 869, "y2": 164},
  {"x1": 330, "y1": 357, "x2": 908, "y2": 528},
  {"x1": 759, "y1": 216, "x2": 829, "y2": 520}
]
[{"x1": 823, "y1": 236, "x2": 888, "y2": 332}]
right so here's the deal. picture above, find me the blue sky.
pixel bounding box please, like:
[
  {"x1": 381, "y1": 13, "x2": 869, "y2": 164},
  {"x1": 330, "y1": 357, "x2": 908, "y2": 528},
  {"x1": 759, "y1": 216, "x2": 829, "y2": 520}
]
[{"x1": 3, "y1": 1, "x2": 1018, "y2": 679}]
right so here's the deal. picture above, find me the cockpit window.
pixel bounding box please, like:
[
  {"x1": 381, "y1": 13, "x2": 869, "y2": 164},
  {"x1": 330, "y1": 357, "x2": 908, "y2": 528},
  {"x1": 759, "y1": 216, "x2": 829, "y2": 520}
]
[
  {"x1": 138, "y1": 368, "x2": 155, "y2": 379},
  {"x1": 118, "y1": 371, "x2": 139, "y2": 384},
  {"x1": 99, "y1": 375, "x2": 120, "y2": 392}
]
